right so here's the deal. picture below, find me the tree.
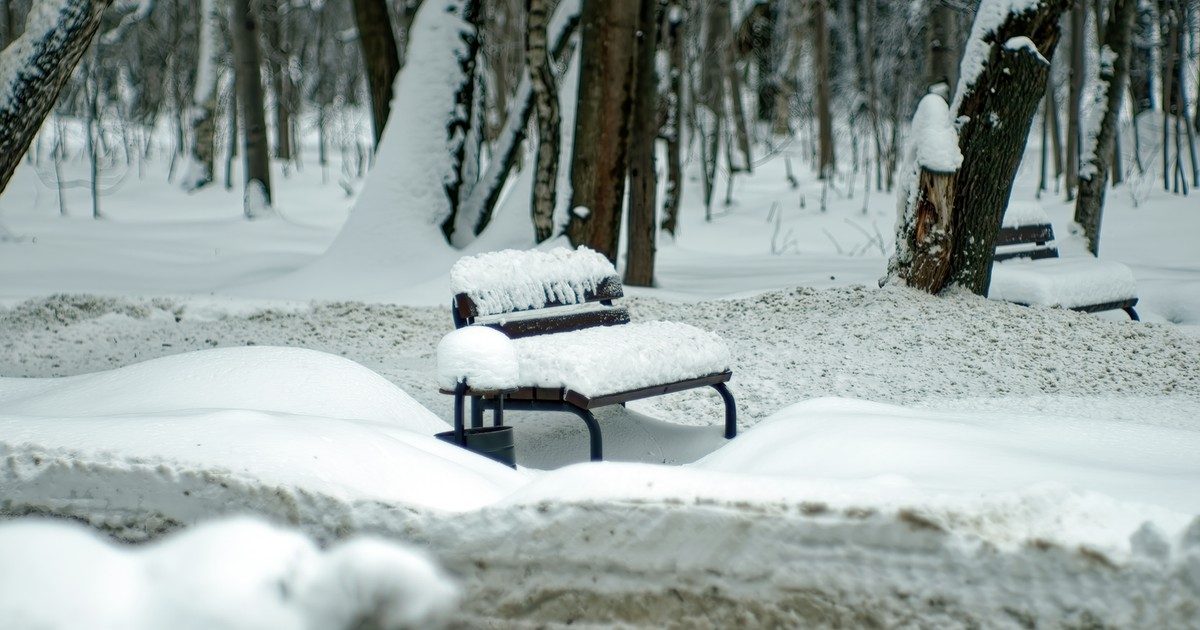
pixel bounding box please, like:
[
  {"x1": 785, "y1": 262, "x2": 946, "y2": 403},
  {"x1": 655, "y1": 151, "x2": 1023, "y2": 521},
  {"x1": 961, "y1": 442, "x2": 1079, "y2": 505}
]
[
  {"x1": 623, "y1": 0, "x2": 659, "y2": 287},
  {"x1": 926, "y1": 0, "x2": 960, "y2": 91},
  {"x1": 0, "y1": 0, "x2": 113, "y2": 196},
  {"x1": 813, "y1": 0, "x2": 835, "y2": 178},
  {"x1": 1064, "y1": 4, "x2": 1085, "y2": 197},
  {"x1": 565, "y1": 0, "x2": 639, "y2": 263},
  {"x1": 527, "y1": 0, "x2": 559, "y2": 243},
  {"x1": 945, "y1": 0, "x2": 1071, "y2": 295},
  {"x1": 230, "y1": 0, "x2": 273, "y2": 215},
  {"x1": 353, "y1": 0, "x2": 401, "y2": 147},
  {"x1": 1075, "y1": 0, "x2": 1137, "y2": 255},
  {"x1": 180, "y1": 0, "x2": 222, "y2": 191}
]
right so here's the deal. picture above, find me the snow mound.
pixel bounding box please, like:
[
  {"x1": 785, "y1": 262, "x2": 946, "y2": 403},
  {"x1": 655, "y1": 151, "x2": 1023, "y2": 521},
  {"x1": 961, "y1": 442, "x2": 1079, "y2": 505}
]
[
  {"x1": 0, "y1": 348, "x2": 527, "y2": 528},
  {"x1": 436, "y1": 326, "x2": 518, "y2": 391},
  {"x1": 0, "y1": 346, "x2": 446, "y2": 433},
  {"x1": 1001, "y1": 200, "x2": 1050, "y2": 227},
  {"x1": 0, "y1": 516, "x2": 457, "y2": 629},
  {"x1": 451, "y1": 246, "x2": 617, "y2": 316},
  {"x1": 511, "y1": 321, "x2": 731, "y2": 397}
]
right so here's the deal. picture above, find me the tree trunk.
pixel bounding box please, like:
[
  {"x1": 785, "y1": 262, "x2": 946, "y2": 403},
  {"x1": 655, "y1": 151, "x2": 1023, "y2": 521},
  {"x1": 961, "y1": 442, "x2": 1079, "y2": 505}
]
[
  {"x1": 698, "y1": 0, "x2": 728, "y2": 214},
  {"x1": 353, "y1": 0, "x2": 401, "y2": 147},
  {"x1": 261, "y1": 0, "x2": 292, "y2": 161},
  {"x1": 566, "y1": 0, "x2": 640, "y2": 262},
  {"x1": 182, "y1": 0, "x2": 221, "y2": 191},
  {"x1": 813, "y1": 0, "x2": 835, "y2": 178},
  {"x1": 1075, "y1": 0, "x2": 1137, "y2": 256},
  {"x1": 230, "y1": 0, "x2": 273, "y2": 215},
  {"x1": 946, "y1": 0, "x2": 1071, "y2": 295},
  {"x1": 453, "y1": 0, "x2": 579, "y2": 241},
  {"x1": 1065, "y1": 4, "x2": 1085, "y2": 196},
  {"x1": 527, "y1": 0, "x2": 560, "y2": 243},
  {"x1": 1127, "y1": 1, "x2": 1154, "y2": 115},
  {"x1": 624, "y1": 0, "x2": 659, "y2": 287},
  {"x1": 660, "y1": 0, "x2": 684, "y2": 237},
  {"x1": 0, "y1": 0, "x2": 113, "y2": 196},
  {"x1": 927, "y1": 0, "x2": 959, "y2": 91}
]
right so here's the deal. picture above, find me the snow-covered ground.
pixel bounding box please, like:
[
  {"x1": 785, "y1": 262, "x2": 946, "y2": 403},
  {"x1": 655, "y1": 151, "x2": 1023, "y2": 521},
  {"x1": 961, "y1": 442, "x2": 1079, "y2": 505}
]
[{"x1": 2, "y1": 116, "x2": 1199, "y2": 625}]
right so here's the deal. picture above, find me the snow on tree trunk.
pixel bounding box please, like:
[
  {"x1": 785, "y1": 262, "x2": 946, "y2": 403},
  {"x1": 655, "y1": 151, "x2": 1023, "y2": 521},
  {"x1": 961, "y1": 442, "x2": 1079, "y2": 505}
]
[
  {"x1": 180, "y1": 0, "x2": 221, "y2": 192},
  {"x1": 260, "y1": 0, "x2": 481, "y2": 297},
  {"x1": 945, "y1": 0, "x2": 1071, "y2": 295},
  {"x1": 1074, "y1": 0, "x2": 1137, "y2": 256},
  {"x1": 0, "y1": 0, "x2": 112, "y2": 196},
  {"x1": 886, "y1": 93, "x2": 962, "y2": 293}
]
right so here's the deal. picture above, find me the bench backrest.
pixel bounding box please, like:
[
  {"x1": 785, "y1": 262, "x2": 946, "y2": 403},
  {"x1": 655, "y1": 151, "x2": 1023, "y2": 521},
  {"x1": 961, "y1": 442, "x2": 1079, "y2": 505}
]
[
  {"x1": 994, "y1": 223, "x2": 1060, "y2": 262},
  {"x1": 450, "y1": 247, "x2": 629, "y2": 338}
]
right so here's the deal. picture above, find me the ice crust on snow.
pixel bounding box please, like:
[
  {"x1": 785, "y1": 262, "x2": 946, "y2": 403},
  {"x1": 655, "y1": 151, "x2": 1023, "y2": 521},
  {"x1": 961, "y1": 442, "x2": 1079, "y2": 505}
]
[
  {"x1": 509, "y1": 321, "x2": 731, "y2": 397},
  {"x1": 990, "y1": 257, "x2": 1138, "y2": 308},
  {"x1": 436, "y1": 326, "x2": 519, "y2": 390},
  {"x1": 0, "y1": 517, "x2": 457, "y2": 629},
  {"x1": 450, "y1": 246, "x2": 617, "y2": 316},
  {"x1": 910, "y1": 94, "x2": 962, "y2": 173}
]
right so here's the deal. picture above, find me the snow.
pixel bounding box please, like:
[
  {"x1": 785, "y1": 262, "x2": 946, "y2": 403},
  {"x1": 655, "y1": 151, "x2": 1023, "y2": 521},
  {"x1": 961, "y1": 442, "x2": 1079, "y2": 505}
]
[
  {"x1": 910, "y1": 94, "x2": 962, "y2": 173},
  {"x1": 0, "y1": 347, "x2": 529, "y2": 529},
  {"x1": 450, "y1": 246, "x2": 617, "y2": 316},
  {"x1": 0, "y1": 516, "x2": 457, "y2": 629},
  {"x1": 1001, "y1": 200, "x2": 1051, "y2": 227},
  {"x1": 510, "y1": 321, "x2": 731, "y2": 397},
  {"x1": 952, "y1": 0, "x2": 1046, "y2": 113},
  {"x1": 1079, "y1": 45, "x2": 1119, "y2": 181},
  {"x1": 1003, "y1": 35, "x2": 1048, "y2": 64},
  {"x1": 0, "y1": 0, "x2": 80, "y2": 111},
  {"x1": 990, "y1": 257, "x2": 1138, "y2": 309},
  {"x1": 436, "y1": 326, "x2": 518, "y2": 391}
]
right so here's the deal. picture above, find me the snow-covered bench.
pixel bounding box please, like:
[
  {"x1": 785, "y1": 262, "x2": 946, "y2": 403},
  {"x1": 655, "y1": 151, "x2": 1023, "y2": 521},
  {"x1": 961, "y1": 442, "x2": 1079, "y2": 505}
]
[
  {"x1": 438, "y1": 247, "x2": 737, "y2": 462},
  {"x1": 989, "y1": 206, "x2": 1138, "y2": 320}
]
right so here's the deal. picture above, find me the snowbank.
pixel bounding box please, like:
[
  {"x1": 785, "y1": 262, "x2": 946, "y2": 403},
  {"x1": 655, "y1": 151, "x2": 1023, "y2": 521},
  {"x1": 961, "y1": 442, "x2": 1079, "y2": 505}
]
[
  {"x1": 0, "y1": 347, "x2": 526, "y2": 537},
  {"x1": 0, "y1": 516, "x2": 457, "y2": 629}
]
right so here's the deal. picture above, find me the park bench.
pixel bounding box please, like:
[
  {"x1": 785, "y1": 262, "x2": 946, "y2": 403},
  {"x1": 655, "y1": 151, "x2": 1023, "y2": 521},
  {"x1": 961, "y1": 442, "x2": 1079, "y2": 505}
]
[
  {"x1": 437, "y1": 246, "x2": 736, "y2": 463},
  {"x1": 989, "y1": 204, "x2": 1139, "y2": 320}
]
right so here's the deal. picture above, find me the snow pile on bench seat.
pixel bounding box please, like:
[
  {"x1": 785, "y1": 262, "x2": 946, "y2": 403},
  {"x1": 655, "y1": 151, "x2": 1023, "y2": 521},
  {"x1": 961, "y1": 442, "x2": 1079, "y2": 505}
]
[
  {"x1": 990, "y1": 257, "x2": 1137, "y2": 309},
  {"x1": 510, "y1": 321, "x2": 730, "y2": 398},
  {"x1": 437, "y1": 326, "x2": 518, "y2": 391},
  {"x1": 0, "y1": 516, "x2": 457, "y2": 629},
  {"x1": 1001, "y1": 201, "x2": 1050, "y2": 228},
  {"x1": 450, "y1": 247, "x2": 617, "y2": 316}
]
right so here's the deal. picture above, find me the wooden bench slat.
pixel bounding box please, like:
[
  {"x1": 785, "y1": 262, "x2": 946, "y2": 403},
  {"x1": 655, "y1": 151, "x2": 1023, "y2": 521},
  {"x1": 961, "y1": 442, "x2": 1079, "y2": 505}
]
[
  {"x1": 480, "y1": 306, "x2": 630, "y2": 339},
  {"x1": 995, "y1": 223, "x2": 1055, "y2": 247},
  {"x1": 564, "y1": 371, "x2": 733, "y2": 409},
  {"x1": 993, "y1": 247, "x2": 1059, "y2": 262}
]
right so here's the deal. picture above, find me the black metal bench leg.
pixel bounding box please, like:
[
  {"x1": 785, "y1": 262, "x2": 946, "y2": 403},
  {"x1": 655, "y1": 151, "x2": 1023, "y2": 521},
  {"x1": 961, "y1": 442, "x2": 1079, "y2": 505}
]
[
  {"x1": 452, "y1": 382, "x2": 467, "y2": 444},
  {"x1": 1124, "y1": 306, "x2": 1140, "y2": 321},
  {"x1": 470, "y1": 396, "x2": 484, "y2": 429},
  {"x1": 566, "y1": 406, "x2": 603, "y2": 461},
  {"x1": 493, "y1": 395, "x2": 504, "y2": 427},
  {"x1": 712, "y1": 383, "x2": 737, "y2": 439}
]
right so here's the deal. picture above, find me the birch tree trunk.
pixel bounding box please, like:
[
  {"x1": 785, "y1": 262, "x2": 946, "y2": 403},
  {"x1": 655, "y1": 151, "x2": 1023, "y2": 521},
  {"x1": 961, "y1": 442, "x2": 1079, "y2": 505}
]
[
  {"x1": 566, "y1": 0, "x2": 639, "y2": 262},
  {"x1": 230, "y1": 0, "x2": 274, "y2": 214},
  {"x1": 0, "y1": 0, "x2": 113, "y2": 195},
  {"x1": 1075, "y1": 0, "x2": 1137, "y2": 255},
  {"x1": 527, "y1": 0, "x2": 559, "y2": 243},
  {"x1": 182, "y1": 0, "x2": 222, "y2": 191},
  {"x1": 353, "y1": 0, "x2": 401, "y2": 147},
  {"x1": 624, "y1": 0, "x2": 659, "y2": 287},
  {"x1": 946, "y1": 0, "x2": 1071, "y2": 295}
]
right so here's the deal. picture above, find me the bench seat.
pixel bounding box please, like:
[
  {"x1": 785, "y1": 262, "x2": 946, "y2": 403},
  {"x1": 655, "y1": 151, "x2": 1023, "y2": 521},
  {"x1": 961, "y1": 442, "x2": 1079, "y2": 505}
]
[
  {"x1": 990, "y1": 257, "x2": 1137, "y2": 310},
  {"x1": 509, "y1": 321, "x2": 731, "y2": 399}
]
